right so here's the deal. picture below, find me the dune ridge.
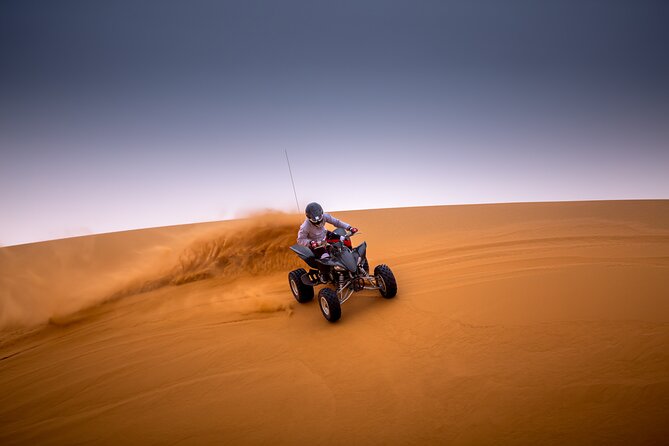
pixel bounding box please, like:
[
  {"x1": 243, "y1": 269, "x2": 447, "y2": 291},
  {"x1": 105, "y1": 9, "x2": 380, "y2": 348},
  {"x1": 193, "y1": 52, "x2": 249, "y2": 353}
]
[{"x1": 1, "y1": 201, "x2": 668, "y2": 445}]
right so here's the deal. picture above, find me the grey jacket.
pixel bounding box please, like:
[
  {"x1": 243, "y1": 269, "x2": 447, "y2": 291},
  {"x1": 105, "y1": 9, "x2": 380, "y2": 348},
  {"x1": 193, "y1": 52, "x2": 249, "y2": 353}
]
[{"x1": 297, "y1": 213, "x2": 350, "y2": 246}]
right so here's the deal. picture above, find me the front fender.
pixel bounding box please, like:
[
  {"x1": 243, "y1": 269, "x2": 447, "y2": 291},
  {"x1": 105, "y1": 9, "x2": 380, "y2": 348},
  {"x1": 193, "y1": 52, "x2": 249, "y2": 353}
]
[
  {"x1": 340, "y1": 249, "x2": 358, "y2": 272},
  {"x1": 355, "y1": 241, "x2": 367, "y2": 259}
]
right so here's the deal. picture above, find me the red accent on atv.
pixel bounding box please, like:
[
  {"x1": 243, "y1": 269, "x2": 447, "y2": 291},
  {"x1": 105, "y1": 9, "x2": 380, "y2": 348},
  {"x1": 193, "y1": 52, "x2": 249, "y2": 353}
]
[{"x1": 327, "y1": 237, "x2": 352, "y2": 248}]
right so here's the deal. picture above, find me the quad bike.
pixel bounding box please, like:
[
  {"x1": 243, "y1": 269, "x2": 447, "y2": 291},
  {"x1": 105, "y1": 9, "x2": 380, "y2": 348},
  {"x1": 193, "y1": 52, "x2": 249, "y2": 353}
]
[{"x1": 288, "y1": 228, "x2": 397, "y2": 322}]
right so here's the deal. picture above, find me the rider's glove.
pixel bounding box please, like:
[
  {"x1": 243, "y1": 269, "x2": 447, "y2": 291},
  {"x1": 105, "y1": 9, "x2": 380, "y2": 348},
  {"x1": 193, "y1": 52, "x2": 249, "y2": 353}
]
[
  {"x1": 309, "y1": 240, "x2": 319, "y2": 249},
  {"x1": 349, "y1": 227, "x2": 358, "y2": 234}
]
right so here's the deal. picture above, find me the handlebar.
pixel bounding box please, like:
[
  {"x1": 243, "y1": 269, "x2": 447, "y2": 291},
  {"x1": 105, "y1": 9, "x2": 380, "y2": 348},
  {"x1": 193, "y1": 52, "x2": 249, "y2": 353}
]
[
  {"x1": 335, "y1": 230, "x2": 358, "y2": 240},
  {"x1": 312, "y1": 230, "x2": 358, "y2": 248}
]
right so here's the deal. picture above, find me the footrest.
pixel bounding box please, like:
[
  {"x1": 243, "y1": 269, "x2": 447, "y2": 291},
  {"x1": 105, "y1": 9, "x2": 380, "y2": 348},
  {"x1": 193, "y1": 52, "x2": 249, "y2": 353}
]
[{"x1": 301, "y1": 269, "x2": 321, "y2": 286}]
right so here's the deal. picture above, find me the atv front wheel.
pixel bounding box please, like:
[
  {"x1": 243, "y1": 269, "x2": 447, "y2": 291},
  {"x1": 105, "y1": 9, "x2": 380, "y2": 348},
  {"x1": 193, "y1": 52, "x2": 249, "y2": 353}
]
[
  {"x1": 318, "y1": 288, "x2": 341, "y2": 322},
  {"x1": 374, "y1": 264, "x2": 397, "y2": 298},
  {"x1": 288, "y1": 268, "x2": 314, "y2": 303}
]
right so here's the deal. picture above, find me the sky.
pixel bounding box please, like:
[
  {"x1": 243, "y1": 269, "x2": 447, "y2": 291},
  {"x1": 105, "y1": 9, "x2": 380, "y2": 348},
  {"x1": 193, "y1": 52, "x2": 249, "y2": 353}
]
[{"x1": 1, "y1": 0, "x2": 668, "y2": 246}]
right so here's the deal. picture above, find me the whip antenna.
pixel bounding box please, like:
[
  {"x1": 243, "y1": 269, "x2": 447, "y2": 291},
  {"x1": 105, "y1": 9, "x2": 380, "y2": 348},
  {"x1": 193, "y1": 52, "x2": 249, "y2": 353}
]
[{"x1": 284, "y1": 149, "x2": 300, "y2": 213}]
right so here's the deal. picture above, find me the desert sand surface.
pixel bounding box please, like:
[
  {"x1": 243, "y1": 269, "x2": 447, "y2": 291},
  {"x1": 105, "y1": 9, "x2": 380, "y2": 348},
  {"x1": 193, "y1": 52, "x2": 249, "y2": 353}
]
[{"x1": 1, "y1": 200, "x2": 669, "y2": 445}]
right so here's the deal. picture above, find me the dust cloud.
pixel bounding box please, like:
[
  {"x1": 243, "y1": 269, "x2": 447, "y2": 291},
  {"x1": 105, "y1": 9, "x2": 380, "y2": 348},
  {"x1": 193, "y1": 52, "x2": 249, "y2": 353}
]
[{"x1": 0, "y1": 214, "x2": 302, "y2": 331}]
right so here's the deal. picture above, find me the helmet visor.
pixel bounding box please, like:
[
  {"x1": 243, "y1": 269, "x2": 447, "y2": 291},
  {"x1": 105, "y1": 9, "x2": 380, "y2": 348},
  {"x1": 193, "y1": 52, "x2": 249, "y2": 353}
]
[{"x1": 309, "y1": 214, "x2": 324, "y2": 225}]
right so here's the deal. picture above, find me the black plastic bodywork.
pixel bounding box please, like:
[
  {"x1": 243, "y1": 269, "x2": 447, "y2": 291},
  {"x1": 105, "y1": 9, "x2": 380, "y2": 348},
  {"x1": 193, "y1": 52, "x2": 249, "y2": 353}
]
[
  {"x1": 355, "y1": 241, "x2": 367, "y2": 259},
  {"x1": 339, "y1": 249, "x2": 357, "y2": 272},
  {"x1": 289, "y1": 244, "x2": 319, "y2": 269},
  {"x1": 331, "y1": 228, "x2": 347, "y2": 237},
  {"x1": 290, "y1": 234, "x2": 368, "y2": 285}
]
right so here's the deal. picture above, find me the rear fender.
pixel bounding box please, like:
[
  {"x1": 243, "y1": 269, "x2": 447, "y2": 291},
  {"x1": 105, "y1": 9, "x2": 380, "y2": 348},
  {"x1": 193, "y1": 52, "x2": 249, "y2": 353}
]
[{"x1": 290, "y1": 244, "x2": 319, "y2": 269}]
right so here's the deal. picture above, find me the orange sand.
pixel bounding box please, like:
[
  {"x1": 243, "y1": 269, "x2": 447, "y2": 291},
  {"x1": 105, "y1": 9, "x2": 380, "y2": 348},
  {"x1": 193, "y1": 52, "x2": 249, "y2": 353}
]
[{"x1": 1, "y1": 200, "x2": 668, "y2": 444}]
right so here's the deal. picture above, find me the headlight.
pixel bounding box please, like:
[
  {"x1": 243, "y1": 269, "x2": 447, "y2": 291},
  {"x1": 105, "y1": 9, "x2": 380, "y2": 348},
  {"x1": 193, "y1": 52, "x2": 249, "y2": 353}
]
[{"x1": 334, "y1": 265, "x2": 346, "y2": 271}]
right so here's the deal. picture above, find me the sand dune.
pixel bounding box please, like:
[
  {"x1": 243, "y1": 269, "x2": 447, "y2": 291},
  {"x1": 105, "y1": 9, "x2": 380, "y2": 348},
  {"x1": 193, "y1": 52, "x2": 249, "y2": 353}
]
[{"x1": 1, "y1": 200, "x2": 669, "y2": 444}]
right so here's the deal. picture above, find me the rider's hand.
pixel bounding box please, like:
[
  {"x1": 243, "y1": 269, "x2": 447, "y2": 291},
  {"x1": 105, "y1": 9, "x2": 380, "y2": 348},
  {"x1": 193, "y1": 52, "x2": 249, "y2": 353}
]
[
  {"x1": 349, "y1": 227, "x2": 358, "y2": 234},
  {"x1": 309, "y1": 240, "x2": 319, "y2": 249}
]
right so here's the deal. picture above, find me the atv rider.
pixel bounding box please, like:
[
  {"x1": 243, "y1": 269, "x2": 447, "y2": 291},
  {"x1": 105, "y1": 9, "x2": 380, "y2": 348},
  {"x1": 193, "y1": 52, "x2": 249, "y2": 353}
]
[{"x1": 297, "y1": 202, "x2": 358, "y2": 259}]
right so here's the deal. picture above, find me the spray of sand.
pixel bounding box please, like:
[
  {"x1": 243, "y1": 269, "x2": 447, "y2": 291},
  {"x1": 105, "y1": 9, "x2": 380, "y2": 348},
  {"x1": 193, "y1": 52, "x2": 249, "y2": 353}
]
[
  {"x1": 110, "y1": 216, "x2": 302, "y2": 298},
  {"x1": 0, "y1": 214, "x2": 303, "y2": 332}
]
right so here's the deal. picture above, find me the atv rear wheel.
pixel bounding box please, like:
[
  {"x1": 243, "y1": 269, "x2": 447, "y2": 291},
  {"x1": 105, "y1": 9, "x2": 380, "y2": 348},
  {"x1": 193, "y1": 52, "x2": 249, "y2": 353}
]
[
  {"x1": 288, "y1": 268, "x2": 314, "y2": 303},
  {"x1": 374, "y1": 264, "x2": 397, "y2": 298},
  {"x1": 318, "y1": 288, "x2": 341, "y2": 322}
]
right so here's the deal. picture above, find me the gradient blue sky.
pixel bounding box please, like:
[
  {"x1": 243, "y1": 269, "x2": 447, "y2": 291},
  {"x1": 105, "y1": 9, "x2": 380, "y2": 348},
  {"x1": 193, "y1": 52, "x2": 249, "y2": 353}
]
[{"x1": 1, "y1": 0, "x2": 668, "y2": 246}]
